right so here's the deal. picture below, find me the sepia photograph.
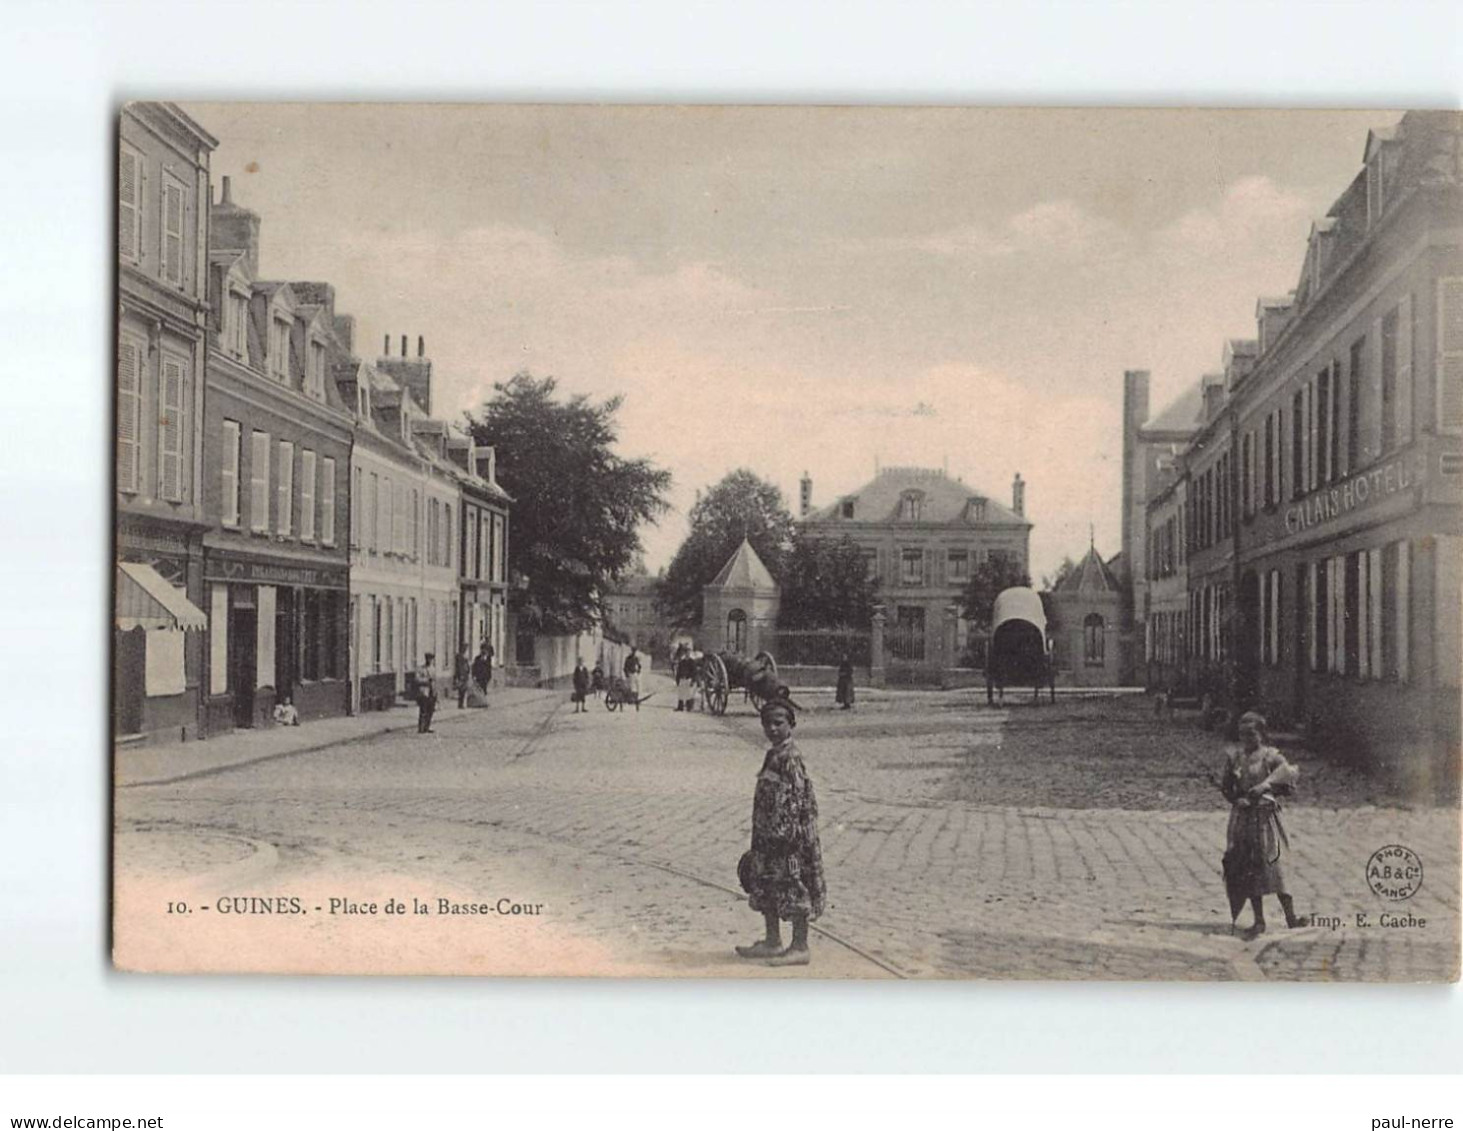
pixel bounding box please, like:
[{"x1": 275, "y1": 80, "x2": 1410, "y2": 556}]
[{"x1": 112, "y1": 102, "x2": 1462, "y2": 981}]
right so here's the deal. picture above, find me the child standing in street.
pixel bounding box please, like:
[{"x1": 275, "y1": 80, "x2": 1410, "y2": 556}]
[{"x1": 736, "y1": 697, "x2": 825, "y2": 966}]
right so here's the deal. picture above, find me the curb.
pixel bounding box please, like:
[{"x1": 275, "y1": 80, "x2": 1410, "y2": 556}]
[{"x1": 119, "y1": 690, "x2": 560, "y2": 789}]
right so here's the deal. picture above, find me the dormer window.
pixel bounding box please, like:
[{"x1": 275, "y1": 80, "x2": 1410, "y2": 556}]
[
  {"x1": 899, "y1": 491, "x2": 924, "y2": 522},
  {"x1": 357, "y1": 384, "x2": 371, "y2": 419},
  {"x1": 840, "y1": 500, "x2": 855, "y2": 519},
  {"x1": 228, "y1": 290, "x2": 248, "y2": 359},
  {"x1": 966, "y1": 497, "x2": 986, "y2": 523},
  {"x1": 305, "y1": 339, "x2": 326, "y2": 401},
  {"x1": 270, "y1": 316, "x2": 291, "y2": 381}
]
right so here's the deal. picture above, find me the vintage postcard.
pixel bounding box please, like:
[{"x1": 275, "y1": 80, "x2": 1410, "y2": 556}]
[{"x1": 113, "y1": 104, "x2": 1461, "y2": 980}]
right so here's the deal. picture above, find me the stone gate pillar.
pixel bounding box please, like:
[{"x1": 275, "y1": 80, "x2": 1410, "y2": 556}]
[
  {"x1": 943, "y1": 605, "x2": 961, "y2": 687},
  {"x1": 870, "y1": 605, "x2": 887, "y2": 689}
]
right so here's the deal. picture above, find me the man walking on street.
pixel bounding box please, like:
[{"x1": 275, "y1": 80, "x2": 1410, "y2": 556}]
[
  {"x1": 572, "y1": 659, "x2": 590, "y2": 713},
  {"x1": 417, "y1": 653, "x2": 439, "y2": 734},
  {"x1": 453, "y1": 644, "x2": 472, "y2": 709},
  {"x1": 624, "y1": 647, "x2": 643, "y2": 712},
  {"x1": 471, "y1": 640, "x2": 494, "y2": 703}
]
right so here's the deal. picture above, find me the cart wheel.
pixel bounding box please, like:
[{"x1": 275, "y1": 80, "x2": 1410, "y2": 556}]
[
  {"x1": 604, "y1": 694, "x2": 618, "y2": 711},
  {"x1": 711, "y1": 686, "x2": 729, "y2": 715}
]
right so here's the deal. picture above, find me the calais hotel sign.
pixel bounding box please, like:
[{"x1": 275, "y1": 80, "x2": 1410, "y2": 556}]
[{"x1": 1283, "y1": 454, "x2": 1424, "y2": 537}]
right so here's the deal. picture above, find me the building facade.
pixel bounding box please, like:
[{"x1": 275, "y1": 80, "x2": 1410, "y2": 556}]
[
  {"x1": 199, "y1": 183, "x2": 354, "y2": 733},
  {"x1": 1136, "y1": 111, "x2": 1462, "y2": 794},
  {"x1": 800, "y1": 466, "x2": 1032, "y2": 676},
  {"x1": 701, "y1": 539, "x2": 781, "y2": 656},
  {"x1": 1049, "y1": 544, "x2": 1126, "y2": 686},
  {"x1": 454, "y1": 438, "x2": 511, "y2": 672},
  {"x1": 1231, "y1": 112, "x2": 1463, "y2": 793},
  {"x1": 114, "y1": 104, "x2": 216, "y2": 743}
]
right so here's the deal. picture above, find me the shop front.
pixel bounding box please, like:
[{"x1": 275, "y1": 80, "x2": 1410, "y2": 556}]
[{"x1": 201, "y1": 549, "x2": 350, "y2": 733}]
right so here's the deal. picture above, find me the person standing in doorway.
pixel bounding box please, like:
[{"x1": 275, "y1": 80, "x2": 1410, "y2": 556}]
[
  {"x1": 623, "y1": 647, "x2": 642, "y2": 711},
  {"x1": 417, "y1": 653, "x2": 439, "y2": 734},
  {"x1": 453, "y1": 644, "x2": 472, "y2": 709}
]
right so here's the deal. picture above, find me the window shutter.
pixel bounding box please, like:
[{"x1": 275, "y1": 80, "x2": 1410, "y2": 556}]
[
  {"x1": 118, "y1": 149, "x2": 140, "y2": 261},
  {"x1": 300, "y1": 450, "x2": 316, "y2": 540},
  {"x1": 1395, "y1": 540, "x2": 1410, "y2": 682},
  {"x1": 351, "y1": 467, "x2": 362, "y2": 548},
  {"x1": 221, "y1": 420, "x2": 240, "y2": 526},
  {"x1": 1369, "y1": 316, "x2": 1386, "y2": 458},
  {"x1": 162, "y1": 177, "x2": 184, "y2": 286},
  {"x1": 321, "y1": 458, "x2": 336, "y2": 546},
  {"x1": 923, "y1": 548, "x2": 933, "y2": 587},
  {"x1": 251, "y1": 431, "x2": 270, "y2": 531},
  {"x1": 158, "y1": 355, "x2": 184, "y2": 501},
  {"x1": 1368, "y1": 546, "x2": 1383, "y2": 680},
  {"x1": 1395, "y1": 296, "x2": 1412, "y2": 447},
  {"x1": 277, "y1": 441, "x2": 293, "y2": 535},
  {"x1": 116, "y1": 339, "x2": 141, "y2": 493},
  {"x1": 1437, "y1": 279, "x2": 1463, "y2": 434},
  {"x1": 1307, "y1": 560, "x2": 1318, "y2": 672}
]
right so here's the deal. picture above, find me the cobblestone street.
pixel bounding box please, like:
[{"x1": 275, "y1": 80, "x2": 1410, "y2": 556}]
[{"x1": 114, "y1": 676, "x2": 1459, "y2": 981}]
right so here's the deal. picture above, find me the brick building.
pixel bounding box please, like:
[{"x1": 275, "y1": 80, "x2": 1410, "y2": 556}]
[{"x1": 114, "y1": 104, "x2": 216, "y2": 743}]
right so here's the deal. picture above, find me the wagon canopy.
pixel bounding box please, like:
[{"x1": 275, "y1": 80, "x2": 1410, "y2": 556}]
[{"x1": 991, "y1": 586, "x2": 1047, "y2": 637}]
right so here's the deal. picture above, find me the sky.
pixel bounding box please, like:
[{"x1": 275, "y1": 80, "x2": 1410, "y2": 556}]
[{"x1": 181, "y1": 104, "x2": 1401, "y2": 581}]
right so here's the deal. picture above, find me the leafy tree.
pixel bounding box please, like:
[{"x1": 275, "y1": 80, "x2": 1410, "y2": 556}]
[
  {"x1": 958, "y1": 556, "x2": 1033, "y2": 632},
  {"x1": 1041, "y1": 556, "x2": 1077, "y2": 593},
  {"x1": 466, "y1": 373, "x2": 671, "y2": 633},
  {"x1": 658, "y1": 469, "x2": 796, "y2": 626},
  {"x1": 777, "y1": 536, "x2": 879, "y2": 629}
]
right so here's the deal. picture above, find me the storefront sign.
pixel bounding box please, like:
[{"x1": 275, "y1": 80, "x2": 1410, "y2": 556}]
[
  {"x1": 205, "y1": 555, "x2": 348, "y2": 590},
  {"x1": 1283, "y1": 455, "x2": 1423, "y2": 536}
]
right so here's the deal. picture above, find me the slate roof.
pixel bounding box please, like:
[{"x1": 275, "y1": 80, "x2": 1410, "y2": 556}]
[
  {"x1": 805, "y1": 467, "x2": 1027, "y2": 526},
  {"x1": 1058, "y1": 545, "x2": 1124, "y2": 595},
  {"x1": 1142, "y1": 383, "x2": 1205, "y2": 436},
  {"x1": 707, "y1": 539, "x2": 778, "y2": 591}
]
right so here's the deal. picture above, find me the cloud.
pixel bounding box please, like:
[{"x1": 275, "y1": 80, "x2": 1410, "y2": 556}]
[
  {"x1": 1158, "y1": 175, "x2": 1313, "y2": 257},
  {"x1": 861, "y1": 199, "x2": 1122, "y2": 261}
]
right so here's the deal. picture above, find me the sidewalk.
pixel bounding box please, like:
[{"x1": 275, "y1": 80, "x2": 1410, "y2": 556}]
[{"x1": 115, "y1": 686, "x2": 561, "y2": 788}]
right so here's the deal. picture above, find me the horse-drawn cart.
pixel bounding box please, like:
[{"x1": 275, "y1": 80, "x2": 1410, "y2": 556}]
[
  {"x1": 699, "y1": 649, "x2": 780, "y2": 716},
  {"x1": 987, "y1": 586, "x2": 1056, "y2": 705}
]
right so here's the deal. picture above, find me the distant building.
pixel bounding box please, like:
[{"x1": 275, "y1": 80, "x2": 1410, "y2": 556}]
[
  {"x1": 603, "y1": 573, "x2": 666, "y2": 654},
  {"x1": 800, "y1": 466, "x2": 1031, "y2": 676},
  {"x1": 701, "y1": 539, "x2": 781, "y2": 656},
  {"x1": 1049, "y1": 543, "x2": 1126, "y2": 687},
  {"x1": 114, "y1": 103, "x2": 217, "y2": 744}
]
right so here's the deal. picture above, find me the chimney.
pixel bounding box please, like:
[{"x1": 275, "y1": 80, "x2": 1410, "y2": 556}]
[
  {"x1": 1120, "y1": 369, "x2": 1150, "y2": 584},
  {"x1": 383, "y1": 334, "x2": 390, "y2": 355},
  {"x1": 799, "y1": 472, "x2": 812, "y2": 517},
  {"x1": 400, "y1": 335, "x2": 408, "y2": 358},
  {"x1": 210, "y1": 177, "x2": 261, "y2": 277},
  {"x1": 417, "y1": 335, "x2": 425, "y2": 358},
  {"x1": 1012, "y1": 472, "x2": 1025, "y2": 518},
  {"x1": 377, "y1": 334, "x2": 433, "y2": 415}
]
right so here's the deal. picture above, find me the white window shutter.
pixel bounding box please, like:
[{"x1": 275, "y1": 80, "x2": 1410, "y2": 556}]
[
  {"x1": 221, "y1": 420, "x2": 240, "y2": 526},
  {"x1": 1368, "y1": 546, "x2": 1383, "y2": 680},
  {"x1": 1370, "y1": 316, "x2": 1386, "y2": 457},
  {"x1": 1395, "y1": 294, "x2": 1413, "y2": 447},
  {"x1": 162, "y1": 177, "x2": 184, "y2": 286},
  {"x1": 1395, "y1": 540, "x2": 1410, "y2": 683},
  {"x1": 158, "y1": 355, "x2": 184, "y2": 501},
  {"x1": 116, "y1": 339, "x2": 141, "y2": 493},
  {"x1": 118, "y1": 149, "x2": 139, "y2": 261},
  {"x1": 322, "y1": 458, "x2": 336, "y2": 546},
  {"x1": 1437, "y1": 279, "x2": 1463, "y2": 434},
  {"x1": 277, "y1": 441, "x2": 293, "y2": 535},
  {"x1": 300, "y1": 450, "x2": 316, "y2": 540},
  {"x1": 1307, "y1": 560, "x2": 1318, "y2": 672},
  {"x1": 251, "y1": 431, "x2": 270, "y2": 531}
]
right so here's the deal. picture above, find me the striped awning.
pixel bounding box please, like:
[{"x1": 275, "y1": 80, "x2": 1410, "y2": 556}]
[{"x1": 116, "y1": 561, "x2": 207, "y2": 632}]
